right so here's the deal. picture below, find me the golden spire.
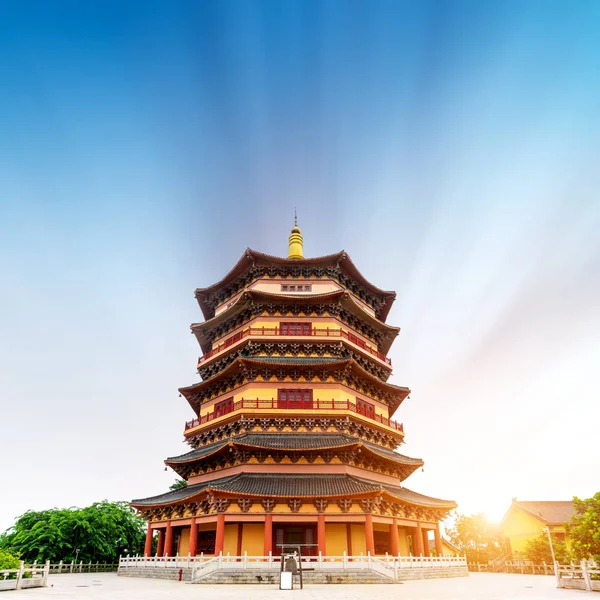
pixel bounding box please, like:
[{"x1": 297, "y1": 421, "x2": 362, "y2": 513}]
[{"x1": 288, "y1": 208, "x2": 303, "y2": 259}]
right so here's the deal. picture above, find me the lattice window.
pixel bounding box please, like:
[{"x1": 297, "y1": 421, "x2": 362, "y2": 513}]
[
  {"x1": 280, "y1": 322, "x2": 312, "y2": 336},
  {"x1": 281, "y1": 284, "x2": 312, "y2": 292}
]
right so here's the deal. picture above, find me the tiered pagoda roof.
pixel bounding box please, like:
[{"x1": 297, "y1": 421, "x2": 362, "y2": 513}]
[
  {"x1": 132, "y1": 473, "x2": 455, "y2": 509},
  {"x1": 194, "y1": 249, "x2": 397, "y2": 322}
]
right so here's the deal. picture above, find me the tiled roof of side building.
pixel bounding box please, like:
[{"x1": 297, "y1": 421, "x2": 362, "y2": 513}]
[{"x1": 512, "y1": 500, "x2": 575, "y2": 525}]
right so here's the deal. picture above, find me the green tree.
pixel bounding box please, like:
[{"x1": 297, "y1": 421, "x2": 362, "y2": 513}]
[
  {"x1": 0, "y1": 501, "x2": 146, "y2": 563},
  {"x1": 169, "y1": 479, "x2": 188, "y2": 491},
  {"x1": 447, "y1": 513, "x2": 506, "y2": 563},
  {"x1": 567, "y1": 492, "x2": 600, "y2": 563},
  {"x1": 524, "y1": 533, "x2": 571, "y2": 564},
  {"x1": 0, "y1": 548, "x2": 20, "y2": 571}
]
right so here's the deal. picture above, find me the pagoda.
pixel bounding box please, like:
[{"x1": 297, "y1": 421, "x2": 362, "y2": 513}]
[{"x1": 132, "y1": 223, "x2": 456, "y2": 559}]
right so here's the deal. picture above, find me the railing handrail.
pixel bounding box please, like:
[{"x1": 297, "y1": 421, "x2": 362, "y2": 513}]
[
  {"x1": 198, "y1": 326, "x2": 391, "y2": 366},
  {"x1": 119, "y1": 554, "x2": 467, "y2": 566},
  {"x1": 118, "y1": 553, "x2": 468, "y2": 583},
  {"x1": 185, "y1": 397, "x2": 404, "y2": 433}
]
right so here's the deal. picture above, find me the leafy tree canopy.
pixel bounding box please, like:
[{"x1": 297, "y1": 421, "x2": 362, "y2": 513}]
[
  {"x1": 524, "y1": 532, "x2": 571, "y2": 564},
  {"x1": 567, "y1": 491, "x2": 600, "y2": 563},
  {"x1": 447, "y1": 513, "x2": 506, "y2": 563},
  {"x1": 0, "y1": 501, "x2": 146, "y2": 564},
  {"x1": 169, "y1": 479, "x2": 188, "y2": 491},
  {"x1": 0, "y1": 548, "x2": 21, "y2": 571}
]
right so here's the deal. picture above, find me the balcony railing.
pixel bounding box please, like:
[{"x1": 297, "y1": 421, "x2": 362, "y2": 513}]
[
  {"x1": 184, "y1": 398, "x2": 404, "y2": 433},
  {"x1": 198, "y1": 327, "x2": 391, "y2": 366}
]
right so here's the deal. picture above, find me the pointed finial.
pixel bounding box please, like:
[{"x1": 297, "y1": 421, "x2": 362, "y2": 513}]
[{"x1": 288, "y1": 212, "x2": 303, "y2": 259}]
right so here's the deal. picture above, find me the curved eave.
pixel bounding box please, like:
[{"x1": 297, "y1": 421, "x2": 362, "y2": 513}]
[
  {"x1": 195, "y1": 249, "x2": 396, "y2": 322},
  {"x1": 382, "y1": 484, "x2": 457, "y2": 510},
  {"x1": 180, "y1": 355, "x2": 408, "y2": 413},
  {"x1": 165, "y1": 440, "x2": 229, "y2": 465},
  {"x1": 132, "y1": 474, "x2": 454, "y2": 510},
  {"x1": 347, "y1": 359, "x2": 410, "y2": 413},
  {"x1": 165, "y1": 434, "x2": 422, "y2": 479},
  {"x1": 191, "y1": 289, "x2": 399, "y2": 356},
  {"x1": 340, "y1": 294, "x2": 400, "y2": 353},
  {"x1": 131, "y1": 480, "x2": 215, "y2": 508},
  {"x1": 198, "y1": 336, "x2": 392, "y2": 379},
  {"x1": 132, "y1": 474, "x2": 381, "y2": 507}
]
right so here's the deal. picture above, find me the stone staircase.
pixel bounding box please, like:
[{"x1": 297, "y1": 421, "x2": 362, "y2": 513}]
[{"x1": 193, "y1": 568, "x2": 397, "y2": 585}]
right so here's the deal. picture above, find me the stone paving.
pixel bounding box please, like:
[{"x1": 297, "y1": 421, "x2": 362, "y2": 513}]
[{"x1": 16, "y1": 572, "x2": 587, "y2": 599}]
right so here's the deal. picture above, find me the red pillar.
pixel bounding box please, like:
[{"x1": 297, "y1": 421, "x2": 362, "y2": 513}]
[
  {"x1": 264, "y1": 514, "x2": 273, "y2": 556},
  {"x1": 365, "y1": 514, "x2": 375, "y2": 555},
  {"x1": 434, "y1": 523, "x2": 443, "y2": 556},
  {"x1": 413, "y1": 522, "x2": 424, "y2": 556},
  {"x1": 317, "y1": 514, "x2": 326, "y2": 556},
  {"x1": 215, "y1": 514, "x2": 225, "y2": 556},
  {"x1": 390, "y1": 518, "x2": 399, "y2": 556},
  {"x1": 164, "y1": 522, "x2": 173, "y2": 557},
  {"x1": 346, "y1": 524, "x2": 353, "y2": 556},
  {"x1": 157, "y1": 529, "x2": 165, "y2": 557},
  {"x1": 236, "y1": 524, "x2": 243, "y2": 556},
  {"x1": 189, "y1": 517, "x2": 198, "y2": 557},
  {"x1": 144, "y1": 523, "x2": 153, "y2": 557},
  {"x1": 422, "y1": 529, "x2": 431, "y2": 557}
]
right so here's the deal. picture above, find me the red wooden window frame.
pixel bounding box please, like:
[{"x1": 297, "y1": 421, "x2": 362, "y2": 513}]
[
  {"x1": 214, "y1": 397, "x2": 234, "y2": 418},
  {"x1": 280, "y1": 322, "x2": 312, "y2": 336},
  {"x1": 277, "y1": 389, "x2": 314, "y2": 409},
  {"x1": 356, "y1": 398, "x2": 375, "y2": 419}
]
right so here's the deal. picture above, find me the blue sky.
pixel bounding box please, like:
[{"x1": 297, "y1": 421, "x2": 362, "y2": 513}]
[{"x1": 1, "y1": 0, "x2": 599, "y2": 532}]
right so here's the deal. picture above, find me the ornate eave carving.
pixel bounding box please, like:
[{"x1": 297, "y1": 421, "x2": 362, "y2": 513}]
[
  {"x1": 204, "y1": 265, "x2": 383, "y2": 318},
  {"x1": 185, "y1": 417, "x2": 401, "y2": 450}
]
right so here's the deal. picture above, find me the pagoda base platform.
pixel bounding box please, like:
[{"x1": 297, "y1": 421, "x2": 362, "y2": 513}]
[{"x1": 118, "y1": 555, "x2": 468, "y2": 584}]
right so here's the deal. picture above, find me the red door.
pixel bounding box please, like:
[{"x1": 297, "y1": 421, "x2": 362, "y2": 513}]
[
  {"x1": 357, "y1": 398, "x2": 375, "y2": 419},
  {"x1": 273, "y1": 525, "x2": 317, "y2": 557},
  {"x1": 215, "y1": 397, "x2": 233, "y2": 418}
]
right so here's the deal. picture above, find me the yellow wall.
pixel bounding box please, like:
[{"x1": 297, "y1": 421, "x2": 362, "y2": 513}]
[
  {"x1": 179, "y1": 528, "x2": 190, "y2": 556},
  {"x1": 351, "y1": 524, "x2": 367, "y2": 555},
  {"x1": 241, "y1": 524, "x2": 264, "y2": 556},
  {"x1": 502, "y1": 506, "x2": 548, "y2": 554},
  {"x1": 326, "y1": 524, "x2": 348, "y2": 556},
  {"x1": 200, "y1": 384, "x2": 390, "y2": 420},
  {"x1": 398, "y1": 528, "x2": 409, "y2": 555},
  {"x1": 223, "y1": 524, "x2": 239, "y2": 556},
  {"x1": 441, "y1": 540, "x2": 458, "y2": 557}
]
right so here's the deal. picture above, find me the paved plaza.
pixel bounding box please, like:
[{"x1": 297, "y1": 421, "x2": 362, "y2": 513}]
[{"x1": 14, "y1": 572, "x2": 588, "y2": 599}]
